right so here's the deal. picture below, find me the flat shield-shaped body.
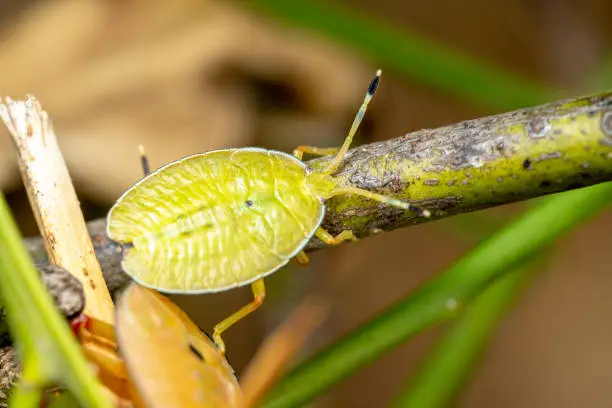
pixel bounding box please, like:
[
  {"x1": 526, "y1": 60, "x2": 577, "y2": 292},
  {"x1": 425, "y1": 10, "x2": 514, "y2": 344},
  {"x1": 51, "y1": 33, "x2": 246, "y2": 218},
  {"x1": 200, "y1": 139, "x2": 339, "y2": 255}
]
[{"x1": 107, "y1": 148, "x2": 324, "y2": 293}]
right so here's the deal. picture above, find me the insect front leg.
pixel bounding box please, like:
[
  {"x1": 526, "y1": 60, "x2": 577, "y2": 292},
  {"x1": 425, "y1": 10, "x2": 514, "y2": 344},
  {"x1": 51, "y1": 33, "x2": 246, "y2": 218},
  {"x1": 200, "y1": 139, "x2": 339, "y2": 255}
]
[
  {"x1": 315, "y1": 227, "x2": 358, "y2": 246},
  {"x1": 213, "y1": 279, "x2": 266, "y2": 355},
  {"x1": 292, "y1": 146, "x2": 340, "y2": 161}
]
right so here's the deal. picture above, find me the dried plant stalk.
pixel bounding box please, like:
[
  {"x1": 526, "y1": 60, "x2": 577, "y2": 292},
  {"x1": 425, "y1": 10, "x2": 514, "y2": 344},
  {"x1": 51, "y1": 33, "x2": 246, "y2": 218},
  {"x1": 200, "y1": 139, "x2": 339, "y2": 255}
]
[{"x1": 0, "y1": 96, "x2": 114, "y2": 325}]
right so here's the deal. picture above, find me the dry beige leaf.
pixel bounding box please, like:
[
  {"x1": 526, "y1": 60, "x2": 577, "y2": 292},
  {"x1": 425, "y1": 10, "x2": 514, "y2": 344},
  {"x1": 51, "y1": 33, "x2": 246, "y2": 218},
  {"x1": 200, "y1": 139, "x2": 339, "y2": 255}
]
[{"x1": 0, "y1": 0, "x2": 371, "y2": 202}]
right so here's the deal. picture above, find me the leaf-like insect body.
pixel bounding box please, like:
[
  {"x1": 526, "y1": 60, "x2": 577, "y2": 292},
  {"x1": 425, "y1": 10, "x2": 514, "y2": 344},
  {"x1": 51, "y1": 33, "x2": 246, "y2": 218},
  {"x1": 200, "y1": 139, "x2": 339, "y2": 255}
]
[{"x1": 107, "y1": 148, "x2": 325, "y2": 294}]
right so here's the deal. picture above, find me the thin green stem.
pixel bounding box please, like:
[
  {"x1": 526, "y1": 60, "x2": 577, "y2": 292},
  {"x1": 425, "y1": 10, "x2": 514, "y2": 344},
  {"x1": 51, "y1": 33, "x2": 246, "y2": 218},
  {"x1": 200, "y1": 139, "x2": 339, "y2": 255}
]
[
  {"x1": 392, "y1": 259, "x2": 538, "y2": 408},
  {"x1": 260, "y1": 183, "x2": 612, "y2": 408}
]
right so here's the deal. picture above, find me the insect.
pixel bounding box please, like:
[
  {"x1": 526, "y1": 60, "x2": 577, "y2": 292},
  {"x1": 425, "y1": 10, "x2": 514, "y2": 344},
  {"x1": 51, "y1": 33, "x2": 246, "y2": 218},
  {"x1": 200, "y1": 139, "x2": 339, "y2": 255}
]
[
  {"x1": 106, "y1": 69, "x2": 431, "y2": 353},
  {"x1": 67, "y1": 282, "x2": 326, "y2": 408}
]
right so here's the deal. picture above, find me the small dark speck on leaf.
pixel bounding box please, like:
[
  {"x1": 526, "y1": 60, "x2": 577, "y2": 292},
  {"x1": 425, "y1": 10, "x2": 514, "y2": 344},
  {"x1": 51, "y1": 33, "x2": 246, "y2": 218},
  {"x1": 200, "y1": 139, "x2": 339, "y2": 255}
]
[
  {"x1": 245, "y1": 200, "x2": 254, "y2": 207},
  {"x1": 189, "y1": 344, "x2": 205, "y2": 361}
]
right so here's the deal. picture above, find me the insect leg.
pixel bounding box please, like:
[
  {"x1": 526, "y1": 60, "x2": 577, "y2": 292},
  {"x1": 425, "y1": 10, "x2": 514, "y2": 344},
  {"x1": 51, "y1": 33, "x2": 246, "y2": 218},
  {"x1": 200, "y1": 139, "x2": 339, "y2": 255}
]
[
  {"x1": 73, "y1": 315, "x2": 131, "y2": 398},
  {"x1": 213, "y1": 279, "x2": 266, "y2": 355},
  {"x1": 292, "y1": 146, "x2": 340, "y2": 160},
  {"x1": 240, "y1": 294, "x2": 329, "y2": 408},
  {"x1": 294, "y1": 251, "x2": 310, "y2": 266},
  {"x1": 329, "y1": 187, "x2": 431, "y2": 218},
  {"x1": 322, "y1": 69, "x2": 382, "y2": 175},
  {"x1": 138, "y1": 144, "x2": 151, "y2": 177},
  {"x1": 315, "y1": 227, "x2": 358, "y2": 245}
]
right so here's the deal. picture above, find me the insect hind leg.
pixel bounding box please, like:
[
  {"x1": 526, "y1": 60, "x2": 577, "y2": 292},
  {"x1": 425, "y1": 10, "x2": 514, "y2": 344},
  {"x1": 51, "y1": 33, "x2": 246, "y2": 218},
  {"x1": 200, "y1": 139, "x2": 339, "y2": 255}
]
[{"x1": 213, "y1": 279, "x2": 266, "y2": 355}]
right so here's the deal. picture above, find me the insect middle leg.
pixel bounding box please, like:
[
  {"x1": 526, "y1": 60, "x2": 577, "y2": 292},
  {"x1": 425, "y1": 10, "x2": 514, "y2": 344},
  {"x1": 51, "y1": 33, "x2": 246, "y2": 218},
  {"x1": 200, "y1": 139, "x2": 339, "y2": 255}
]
[
  {"x1": 213, "y1": 279, "x2": 266, "y2": 355},
  {"x1": 295, "y1": 251, "x2": 310, "y2": 266},
  {"x1": 315, "y1": 227, "x2": 358, "y2": 246},
  {"x1": 292, "y1": 146, "x2": 340, "y2": 161}
]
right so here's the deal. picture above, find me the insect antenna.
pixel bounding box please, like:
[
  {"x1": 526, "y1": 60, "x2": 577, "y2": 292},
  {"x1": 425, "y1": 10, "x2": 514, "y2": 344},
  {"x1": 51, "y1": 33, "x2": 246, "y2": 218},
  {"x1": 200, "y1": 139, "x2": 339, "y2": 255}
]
[
  {"x1": 323, "y1": 69, "x2": 382, "y2": 175},
  {"x1": 138, "y1": 144, "x2": 151, "y2": 177},
  {"x1": 329, "y1": 186, "x2": 431, "y2": 217}
]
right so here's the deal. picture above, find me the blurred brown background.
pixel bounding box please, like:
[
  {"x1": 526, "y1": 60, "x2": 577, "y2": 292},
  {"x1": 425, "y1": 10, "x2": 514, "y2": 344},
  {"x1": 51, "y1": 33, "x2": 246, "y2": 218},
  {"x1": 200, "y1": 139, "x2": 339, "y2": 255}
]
[{"x1": 1, "y1": 0, "x2": 612, "y2": 407}]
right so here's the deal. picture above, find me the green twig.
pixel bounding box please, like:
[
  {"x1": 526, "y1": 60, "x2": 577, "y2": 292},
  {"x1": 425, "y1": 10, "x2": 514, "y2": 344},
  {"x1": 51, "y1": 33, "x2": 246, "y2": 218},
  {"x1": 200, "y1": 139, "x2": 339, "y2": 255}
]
[
  {"x1": 259, "y1": 182, "x2": 612, "y2": 408},
  {"x1": 17, "y1": 91, "x2": 612, "y2": 282}
]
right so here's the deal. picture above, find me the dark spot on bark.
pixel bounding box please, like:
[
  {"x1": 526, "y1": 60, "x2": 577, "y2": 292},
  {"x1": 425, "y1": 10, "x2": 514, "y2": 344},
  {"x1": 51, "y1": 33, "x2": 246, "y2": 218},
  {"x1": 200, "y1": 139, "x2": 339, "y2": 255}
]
[
  {"x1": 496, "y1": 139, "x2": 507, "y2": 152},
  {"x1": 522, "y1": 159, "x2": 532, "y2": 170}
]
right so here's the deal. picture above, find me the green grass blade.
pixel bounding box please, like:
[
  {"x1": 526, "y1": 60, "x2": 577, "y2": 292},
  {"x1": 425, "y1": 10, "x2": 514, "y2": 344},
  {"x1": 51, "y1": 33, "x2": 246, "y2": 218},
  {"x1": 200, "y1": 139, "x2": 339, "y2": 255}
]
[
  {"x1": 260, "y1": 182, "x2": 612, "y2": 408},
  {"x1": 248, "y1": 0, "x2": 557, "y2": 109},
  {"x1": 0, "y1": 193, "x2": 112, "y2": 408},
  {"x1": 391, "y1": 260, "x2": 537, "y2": 408}
]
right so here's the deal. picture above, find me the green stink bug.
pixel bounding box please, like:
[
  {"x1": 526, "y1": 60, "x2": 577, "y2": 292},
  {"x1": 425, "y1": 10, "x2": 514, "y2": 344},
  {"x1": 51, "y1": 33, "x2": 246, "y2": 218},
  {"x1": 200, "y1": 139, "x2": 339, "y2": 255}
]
[{"x1": 106, "y1": 70, "x2": 430, "y2": 353}]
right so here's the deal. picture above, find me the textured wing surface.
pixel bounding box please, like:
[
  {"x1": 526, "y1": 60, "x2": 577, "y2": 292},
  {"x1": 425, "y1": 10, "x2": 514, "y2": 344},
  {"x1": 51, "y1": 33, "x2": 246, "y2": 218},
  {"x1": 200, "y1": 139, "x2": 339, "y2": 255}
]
[
  {"x1": 107, "y1": 150, "x2": 237, "y2": 242},
  {"x1": 109, "y1": 149, "x2": 324, "y2": 293}
]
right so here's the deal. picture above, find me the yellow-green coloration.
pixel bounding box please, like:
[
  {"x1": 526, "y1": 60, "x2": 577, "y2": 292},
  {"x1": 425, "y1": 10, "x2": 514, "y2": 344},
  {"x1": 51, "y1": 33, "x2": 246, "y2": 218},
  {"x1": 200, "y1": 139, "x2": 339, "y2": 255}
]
[
  {"x1": 106, "y1": 70, "x2": 430, "y2": 353},
  {"x1": 107, "y1": 148, "x2": 328, "y2": 293},
  {"x1": 302, "y1": 92, "x2": 612, "y2": 245}
]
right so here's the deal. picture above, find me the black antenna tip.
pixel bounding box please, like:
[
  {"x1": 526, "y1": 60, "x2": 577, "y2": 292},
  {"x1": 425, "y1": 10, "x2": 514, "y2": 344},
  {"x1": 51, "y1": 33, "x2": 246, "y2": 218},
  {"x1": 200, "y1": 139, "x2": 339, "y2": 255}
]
[{"x1": 367, "y1": 69, "x2": 382, "y2": 96}]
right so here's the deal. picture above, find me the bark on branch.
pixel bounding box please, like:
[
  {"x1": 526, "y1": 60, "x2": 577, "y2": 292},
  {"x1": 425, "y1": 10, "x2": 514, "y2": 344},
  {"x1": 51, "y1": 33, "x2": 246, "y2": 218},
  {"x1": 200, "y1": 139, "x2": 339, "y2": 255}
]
[{"x1": 20, "y1": 90, "x2": 612, "y2": 265}]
